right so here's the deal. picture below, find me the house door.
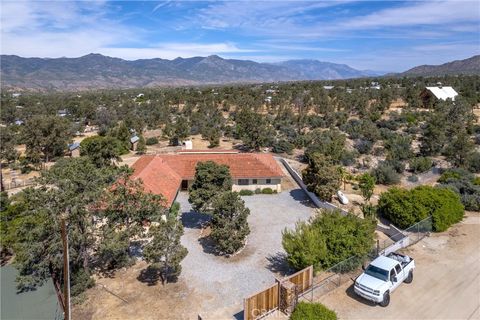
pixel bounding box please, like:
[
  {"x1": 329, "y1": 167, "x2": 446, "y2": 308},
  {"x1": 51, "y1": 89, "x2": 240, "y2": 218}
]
[{"x1": 181, "y1": 180, "x2": 189, "y2": 190}]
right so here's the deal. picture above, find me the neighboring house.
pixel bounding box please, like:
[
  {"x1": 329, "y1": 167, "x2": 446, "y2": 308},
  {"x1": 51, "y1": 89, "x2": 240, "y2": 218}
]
[
  {"x1": 68, "y1": 142, "x2": 80, "y2": 158},
  {"x1": 130, "y1": 135, "x2": 140, "y2": 151},
  {"x1": 420, "y1": 85, "x2": 458, "y2": 107},
  {"x1": 323, "y1": 85, "x2": 334, "y2": 90},
  {"x1": 130, "y1": 150, "x2": 285, "y2": 207}
]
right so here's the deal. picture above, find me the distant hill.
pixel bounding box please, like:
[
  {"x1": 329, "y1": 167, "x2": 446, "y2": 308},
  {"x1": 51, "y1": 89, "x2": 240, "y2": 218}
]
[
  {"x1": 0, "y1": 54, "x2": 381, "y2": 91},
  {"x1": 400, "y1": 55, "x2": 480, "y2": 77},
  {"x1": 274, "y1": 59, "x2": 383, "y2": 80}
]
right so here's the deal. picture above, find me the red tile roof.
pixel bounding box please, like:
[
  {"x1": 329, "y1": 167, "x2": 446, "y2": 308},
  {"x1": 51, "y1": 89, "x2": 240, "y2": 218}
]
[{"x1": 131, "y1": 152, "x2": 284, "y2": 206}]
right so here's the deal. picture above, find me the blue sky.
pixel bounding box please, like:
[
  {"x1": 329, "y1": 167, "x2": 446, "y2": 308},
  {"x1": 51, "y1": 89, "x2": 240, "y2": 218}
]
[{"x1": 1, "y1": 1, "x2": 479, "y2": 71}]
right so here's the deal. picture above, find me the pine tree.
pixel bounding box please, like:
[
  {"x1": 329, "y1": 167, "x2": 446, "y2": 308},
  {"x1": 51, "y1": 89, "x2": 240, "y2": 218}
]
[
  {"x1": 143, "y1": 215, "x2": 188, "y2": 285},
  {"x1": 210, "y1": 191, "x2": 250, "y2": 255}
]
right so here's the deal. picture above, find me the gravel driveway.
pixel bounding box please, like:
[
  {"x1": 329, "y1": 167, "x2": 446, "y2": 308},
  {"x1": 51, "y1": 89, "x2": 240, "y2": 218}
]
[{"x1": 176, "y1": 188, "x2": 315, "y2": 319}]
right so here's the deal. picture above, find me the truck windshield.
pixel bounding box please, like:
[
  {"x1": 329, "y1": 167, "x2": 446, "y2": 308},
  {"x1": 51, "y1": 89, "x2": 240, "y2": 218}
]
[{"x1": 365, "y1": 265, "x2": 389, "y2": 281}]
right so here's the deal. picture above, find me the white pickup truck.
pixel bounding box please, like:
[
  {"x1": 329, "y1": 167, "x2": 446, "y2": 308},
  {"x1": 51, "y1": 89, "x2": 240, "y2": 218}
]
[{"x1": 354, "y1": 252, "x2": 414, "y2": 307}]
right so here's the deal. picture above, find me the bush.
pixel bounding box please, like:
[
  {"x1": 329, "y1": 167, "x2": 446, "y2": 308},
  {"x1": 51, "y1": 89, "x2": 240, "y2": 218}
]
[
  {"x1": 282, "y1": 211, "x2": 375, "y2": 270},
  {"x1": 254, "y1": 188, "x2": 262, "y2": 194},
  {"x1": 467, "y1": 152, "x2": 480, "y2": 173},
  {"x1": 372, "y1": 162, "x2": 400, "y2": 185},
  {"x1": 377, "y1": 186, "x2": 464, "y2": 232},
  {"x1": 272, "y1": 139, "x2": 294, "y2": 154},
  {"x1": 146, "y1": 137, "x2": 159, "y2": 145},
  {"x1": 409, "y1": 157, "x2": 433, "y2": 174},
  {"x1": 437, "y1": 169, "x2": 480, "y2": 211},
  {"x1": 239, "y1": 189, "x2": 254, "y2": 196},
  {"x1": 290, "y1": 302, "x2": 337, "y2": 320},
  {"x1": 355, "y1": 139, "x2": 373, "y2": 155},
  {"x1": 261, "y1": 188, "x2": 274, "y2": 194},
  {"x1": 407, "y1": 175, "x2": 419, "y2": 183}
]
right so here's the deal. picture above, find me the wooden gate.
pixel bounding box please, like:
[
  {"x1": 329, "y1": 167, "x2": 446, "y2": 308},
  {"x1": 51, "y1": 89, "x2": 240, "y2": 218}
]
[
  {"x1": 244, "y1": 283, "x2": 279, "y2": 320},
  {"x1": 243, "y1": 266, "x2": 313, "y2": 320}
]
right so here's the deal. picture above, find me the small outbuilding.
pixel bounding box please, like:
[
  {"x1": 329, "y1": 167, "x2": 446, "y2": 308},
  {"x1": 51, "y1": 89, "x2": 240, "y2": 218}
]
[
  {"x1": 68, "y1": 142, "x2": 81, "y2": 158},
  {"x1": 130, "y1": 135, "x2": 140, "y2": 151}
]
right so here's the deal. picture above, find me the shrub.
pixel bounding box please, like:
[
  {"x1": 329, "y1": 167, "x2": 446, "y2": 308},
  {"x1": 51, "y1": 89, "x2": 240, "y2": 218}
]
[
  {"x1": 282, "y1": 211, "x2": 375, "y2": 270},
  {"x1": 146, "y1": 137, "x2": 159, "y2": 145},
  {"x1": 290, "y1": 302, "x2": 337, "y2": 320},
  {"x1": 407, "y1": 175, "x2": 419, "y2": 183},
  {"x1": 467, "y1": 152, "x2": 480, "y2": 173},
  {"x1": 437, "y1": 169, "x2": 480, "y2": 211},
  {"x1": 272, "y1": 139, "x2": 294, "y2": 154},
  {"x1": 377, "y1": 186, "x2": 464, "y2": 232},
  {"x1": 409, "y1": 157, "x2": 433, "y2": 174},
  {"x1": 372, "y1": 162, "x2": 400, "y2": 185},
  {"x1": 355, "y1": 139, "x2": 373, "y2": 155},
  {"x1": 261, "y1": 188, "x2": 274, "y2": 194},
  {"x1": 254, "y1": 188, "x2": 262, "y2": 194},
  {"x1": 239, "y1": 190, "x2": 254, "y2": 196}
]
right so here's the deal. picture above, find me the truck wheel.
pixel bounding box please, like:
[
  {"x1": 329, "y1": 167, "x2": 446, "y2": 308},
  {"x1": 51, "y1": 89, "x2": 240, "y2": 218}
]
[
  {"x1": 379, "y1": 292, "x2": 390, "y2": 307},
  {"x1": 404, "y1": 271, "x2": 413, "y2": 284}
]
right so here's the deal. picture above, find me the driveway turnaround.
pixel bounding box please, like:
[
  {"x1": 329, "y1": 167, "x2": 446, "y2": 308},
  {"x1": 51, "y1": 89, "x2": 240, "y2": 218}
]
[{"x1": 176, "y1": 188, "x2": 315, "y2": 319}]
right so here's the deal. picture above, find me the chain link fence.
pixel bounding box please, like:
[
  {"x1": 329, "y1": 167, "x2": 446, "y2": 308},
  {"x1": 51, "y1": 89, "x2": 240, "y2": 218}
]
[{"x1": 299, "y1": 216, "x2": 433, "y2": 303}]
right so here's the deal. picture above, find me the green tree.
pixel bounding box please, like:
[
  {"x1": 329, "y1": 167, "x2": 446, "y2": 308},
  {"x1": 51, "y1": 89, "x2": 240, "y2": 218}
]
[
  {"x1": 136, "y1": 135, "x2": 147, "y2": 154},
  {"x1": 290, "y1": 302, "x2": 337, "y2": 320},
  {"x1": 236, "y1": 108, "x2": 273, "y2": 150},
  {"x1": 377, "y1": 186, "x2": 464, "y2": 231},
  {"x1": 108, "y1": 122, "x2": 131, "y2": 151},
  {"x1": 0, "y1": 126, "x2": 19, "y2": 163},
  {"x1": 303, "y1": 154, "x2": 341, "y2": 201},
  {"x1": 444, "y1": 129, "x2": 475, "y2": 168},
  {"x1": 188, "y1": 161, "x2": 232, "y2": 213},
  {"x1": 100, "y1": 172, "x2": 166, "y2": 267},
  {"x1": 282, "y1": 210, "x2": 375, "y2": 270},
  {"x1": 305, "y1": 129, "x2": 346, "y2": 164},
  {"x1": 80, "y1": 136, "x2": 122, "y2": 167},
  {"x1": 143, "y1": 214, "x2": 188, "y2": 285},
  {"x1": 23, "y1": 115, "x2": 71, "y2": 163},
  {"x1": 1, "y1": 157, "x2": 119, "y2": 295},
  {"x1": 358, "y1": 173, "x2": 376, "y2": 202},
  {"x1": 210, "y1": 191, "x2": 250, "y2": 254}
]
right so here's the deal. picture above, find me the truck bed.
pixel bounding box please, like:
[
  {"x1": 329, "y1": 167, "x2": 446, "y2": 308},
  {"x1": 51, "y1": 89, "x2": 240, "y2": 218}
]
[{"x1": 387, "y1": 252, "x2": 413, "y2": 268}]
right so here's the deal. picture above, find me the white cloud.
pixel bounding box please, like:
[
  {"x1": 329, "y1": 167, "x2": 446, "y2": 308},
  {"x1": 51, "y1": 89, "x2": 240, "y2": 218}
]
[{"x1": 98, "y1": 42, "x2": 259, "y2": 60}]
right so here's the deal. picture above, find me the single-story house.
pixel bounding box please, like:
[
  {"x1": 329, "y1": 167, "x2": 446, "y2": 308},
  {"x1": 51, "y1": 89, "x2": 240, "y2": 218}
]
[
  {"x1": 131, "y1": 150, "x2": 285, "y2": 207},
  {"x1": 68, "y1": 142, "x2": 80, "y2": 157},
  {"x1": 420, "y1": 85, "x2": 458, "y2": 107},
  {"x1": 130, "y1": 135, "x2": 140, "y2": 151}
]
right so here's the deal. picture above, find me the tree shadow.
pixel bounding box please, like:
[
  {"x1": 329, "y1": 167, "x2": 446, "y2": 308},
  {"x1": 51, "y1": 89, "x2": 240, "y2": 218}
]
[
  {"x1": 198, "y1": 236, "x2": 222, "y2": 256},
  {"x1": 289, "y1": 189, "x2": 315, "y2": 208},
  {"x1": 345, "y1": 284, "x2": 378, "y2": 307},
  {"x1": 266, "y1": 252, "x2": 293, "y2": 276},
  {"x1": 137, "y1": 266, "x2": 160, "y2": 286},
  {"x1": 181, "y1": 210, "x2": 211, "y2": 229}
]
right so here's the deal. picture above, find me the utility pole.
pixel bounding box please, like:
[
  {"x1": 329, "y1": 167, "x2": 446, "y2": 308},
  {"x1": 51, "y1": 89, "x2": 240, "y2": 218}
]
[{"x1": 61, "y1": 216, "x2": 71, "y2": 320}]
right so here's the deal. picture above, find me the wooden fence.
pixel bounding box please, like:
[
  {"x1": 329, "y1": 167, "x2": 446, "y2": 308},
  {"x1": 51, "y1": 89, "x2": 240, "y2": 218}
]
[
  {"x1": 283, "y1": 265, "x2": 313, "y2": 295},
  {"x1": 243, "y1": 283, "x2": 279, "y2": 320},
  {"x1": 243, "y1": 266, "x2": 313, "y2": 320}
]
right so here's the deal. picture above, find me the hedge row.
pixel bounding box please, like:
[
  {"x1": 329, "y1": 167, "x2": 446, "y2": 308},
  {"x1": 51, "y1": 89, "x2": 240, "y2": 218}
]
[{"x1": 377, "y1": 185, "x2": 464, "y2": 232}]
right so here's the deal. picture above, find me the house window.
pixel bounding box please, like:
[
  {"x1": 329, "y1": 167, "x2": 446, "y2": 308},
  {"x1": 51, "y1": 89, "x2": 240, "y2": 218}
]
[
  {"x1": 266, "y1": 179, "x2": 271, "y2": 184},
  {"x1": 238, "y1": 179, "x2": 249, "y2": 185},
  {"x1": 252, "y1": 179, "x2": 258, "y2": 185}
]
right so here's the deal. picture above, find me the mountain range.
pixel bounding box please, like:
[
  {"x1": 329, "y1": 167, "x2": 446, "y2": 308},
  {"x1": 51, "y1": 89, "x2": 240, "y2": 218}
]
[
  {"x1": 399, "y1": 55, "x2": 480, "y2": 77},
  {"x1": 0, "y1": 54, "x2": 382, "y2": 91},
  {"x1": 1, "y1": 54, "x2": 478, "y2": 91}
]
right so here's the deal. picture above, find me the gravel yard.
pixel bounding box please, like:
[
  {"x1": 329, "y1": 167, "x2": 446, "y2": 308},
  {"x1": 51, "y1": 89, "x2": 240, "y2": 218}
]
[{"x1": 176, "y1": 188, "x2": 315, "y2": 319}]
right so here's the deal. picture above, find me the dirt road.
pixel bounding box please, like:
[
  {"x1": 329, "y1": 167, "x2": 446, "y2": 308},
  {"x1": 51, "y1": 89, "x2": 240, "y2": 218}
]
[{"x1": 319, "y1": 212, "x2": 480, "y2": 320}]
